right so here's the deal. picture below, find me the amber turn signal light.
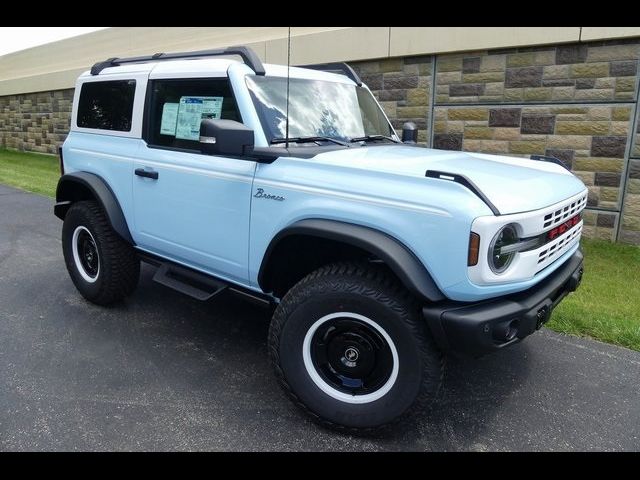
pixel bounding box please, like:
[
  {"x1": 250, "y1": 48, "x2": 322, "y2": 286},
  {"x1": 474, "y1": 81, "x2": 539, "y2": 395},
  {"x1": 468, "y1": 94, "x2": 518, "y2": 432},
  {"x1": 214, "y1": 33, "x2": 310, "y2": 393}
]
[{"x1": 468, "y1": 232, "x2": 480, "y2": 266}]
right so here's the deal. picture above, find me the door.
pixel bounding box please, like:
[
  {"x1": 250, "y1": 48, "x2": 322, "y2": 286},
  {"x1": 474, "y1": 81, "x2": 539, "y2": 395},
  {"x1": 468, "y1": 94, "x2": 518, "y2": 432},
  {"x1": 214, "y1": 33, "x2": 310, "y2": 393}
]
[{"x1": 132, "y1": 77, "x2": 255, "y2": 285}]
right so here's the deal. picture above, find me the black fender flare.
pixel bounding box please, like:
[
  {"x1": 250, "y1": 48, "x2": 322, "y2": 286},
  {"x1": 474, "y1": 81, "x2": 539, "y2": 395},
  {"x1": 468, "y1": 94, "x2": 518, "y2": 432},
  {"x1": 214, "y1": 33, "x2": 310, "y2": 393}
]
[
  {"x1": 54, "y1": 172, "x2": 134, "y2": 245},
  {"x1": 258, "y1": 219, "x2": 444, "y2": 302}
]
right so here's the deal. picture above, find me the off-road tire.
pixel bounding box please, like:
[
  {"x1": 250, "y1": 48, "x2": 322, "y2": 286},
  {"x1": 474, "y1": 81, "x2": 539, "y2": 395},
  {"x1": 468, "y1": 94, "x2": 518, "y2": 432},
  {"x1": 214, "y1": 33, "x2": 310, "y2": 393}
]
[
  {"x1": 268, "y1": 262, "x2": 444, "y2": 434},
  {"x1": 62, "y1": 200, "x2": 139, "y2": 305}
]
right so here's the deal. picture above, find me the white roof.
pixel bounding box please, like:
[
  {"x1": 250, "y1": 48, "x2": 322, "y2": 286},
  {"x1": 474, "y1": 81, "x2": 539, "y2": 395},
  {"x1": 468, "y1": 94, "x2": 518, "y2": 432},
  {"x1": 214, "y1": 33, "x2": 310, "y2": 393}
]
[{"x1": 78, "y1": 57, "x2": 356, "y2": 84}]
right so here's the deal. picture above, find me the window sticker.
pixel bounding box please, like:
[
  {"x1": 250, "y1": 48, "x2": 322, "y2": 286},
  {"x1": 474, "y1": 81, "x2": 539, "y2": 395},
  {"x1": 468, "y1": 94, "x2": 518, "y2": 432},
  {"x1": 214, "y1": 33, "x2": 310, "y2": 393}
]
[
  {"x1": 160, "y1": 103, "x2": 179, "y2": 135},
  {"x1": 175, "y1": 96, "x2": 224, "y2": 141}
]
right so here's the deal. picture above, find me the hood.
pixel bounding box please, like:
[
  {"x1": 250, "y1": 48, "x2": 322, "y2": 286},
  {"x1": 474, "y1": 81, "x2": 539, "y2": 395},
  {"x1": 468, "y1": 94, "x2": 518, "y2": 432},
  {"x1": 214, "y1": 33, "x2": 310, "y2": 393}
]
[{"x1": 311, "y1": 145, "x2": 587, "y2": 215}]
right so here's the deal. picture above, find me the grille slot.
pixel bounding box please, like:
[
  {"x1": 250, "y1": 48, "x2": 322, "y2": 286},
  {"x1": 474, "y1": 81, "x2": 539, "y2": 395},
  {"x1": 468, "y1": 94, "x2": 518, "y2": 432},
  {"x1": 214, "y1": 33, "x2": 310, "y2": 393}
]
[{"x1": 542, "y1": 194, "x2": 587, "y2": 229}]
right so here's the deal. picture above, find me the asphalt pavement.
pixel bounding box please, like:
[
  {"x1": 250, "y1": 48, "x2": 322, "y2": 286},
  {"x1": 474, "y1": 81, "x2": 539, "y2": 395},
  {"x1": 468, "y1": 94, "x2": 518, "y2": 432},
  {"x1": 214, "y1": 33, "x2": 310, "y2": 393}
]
[{"x1": 0, "y1": 183, "x2": 638, "y2": 451}]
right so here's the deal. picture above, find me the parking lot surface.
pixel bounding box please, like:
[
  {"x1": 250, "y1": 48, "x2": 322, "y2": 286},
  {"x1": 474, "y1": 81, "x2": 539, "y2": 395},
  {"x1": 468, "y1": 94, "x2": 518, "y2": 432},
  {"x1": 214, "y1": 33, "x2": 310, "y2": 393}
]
[{"x1": 1, "y1": 183, "x2": 639, "y2": 451}]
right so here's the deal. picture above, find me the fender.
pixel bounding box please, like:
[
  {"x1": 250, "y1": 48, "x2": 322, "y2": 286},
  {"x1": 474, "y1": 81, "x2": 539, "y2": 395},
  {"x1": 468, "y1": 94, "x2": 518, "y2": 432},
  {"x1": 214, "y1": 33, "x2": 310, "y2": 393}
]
[
  {"x1": 54, "y1": 172, "x2": 134, "y2": 244},
  {"x1": 259, "y1": 219, "x2": 445, "y2": 302}
]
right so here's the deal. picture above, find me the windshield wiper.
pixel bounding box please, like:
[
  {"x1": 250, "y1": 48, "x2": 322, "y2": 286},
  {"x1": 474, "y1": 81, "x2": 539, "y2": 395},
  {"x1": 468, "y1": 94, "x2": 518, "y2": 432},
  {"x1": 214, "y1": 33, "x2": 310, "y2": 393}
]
[
  {"x1": 349, "y1": 134, "x2": 400, "y2": 144},
  {"x1": 271, "y1": 136, "x2": 349, "y2": 146}
]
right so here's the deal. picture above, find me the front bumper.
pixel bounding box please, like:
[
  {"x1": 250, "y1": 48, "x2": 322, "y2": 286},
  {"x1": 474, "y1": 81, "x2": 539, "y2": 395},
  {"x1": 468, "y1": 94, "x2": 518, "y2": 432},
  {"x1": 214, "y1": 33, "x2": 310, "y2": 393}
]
[{"x1": 423, "y1": 249, "x2": 584, "y2": 357}]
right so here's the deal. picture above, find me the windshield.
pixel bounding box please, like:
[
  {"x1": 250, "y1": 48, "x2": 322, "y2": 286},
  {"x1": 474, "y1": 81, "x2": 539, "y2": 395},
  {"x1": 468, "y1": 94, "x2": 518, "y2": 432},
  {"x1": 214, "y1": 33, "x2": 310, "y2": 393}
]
[{"x1": 246, "y1": 76, "x2": 395, "y2": 144}]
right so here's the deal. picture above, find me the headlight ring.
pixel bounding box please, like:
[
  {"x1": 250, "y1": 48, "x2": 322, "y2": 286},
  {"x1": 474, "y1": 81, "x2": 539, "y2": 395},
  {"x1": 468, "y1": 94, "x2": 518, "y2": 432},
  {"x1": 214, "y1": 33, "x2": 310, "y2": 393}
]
[{"x1": 488, "y1": 224, "x2": 518, "y2": 274}]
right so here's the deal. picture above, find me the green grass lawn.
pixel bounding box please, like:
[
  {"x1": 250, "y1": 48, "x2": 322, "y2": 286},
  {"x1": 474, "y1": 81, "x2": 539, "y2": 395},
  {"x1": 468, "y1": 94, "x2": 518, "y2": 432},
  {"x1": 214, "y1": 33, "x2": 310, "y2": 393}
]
[
  {"x1": 0, "y1": 148, "x2": 59, "y2": 197},
  {"x1": 548, "y1": 238, "x2": 640, "y2": 351},
  {"x1": 1, "y1": 147, "x2": 639, "y2": 351}
]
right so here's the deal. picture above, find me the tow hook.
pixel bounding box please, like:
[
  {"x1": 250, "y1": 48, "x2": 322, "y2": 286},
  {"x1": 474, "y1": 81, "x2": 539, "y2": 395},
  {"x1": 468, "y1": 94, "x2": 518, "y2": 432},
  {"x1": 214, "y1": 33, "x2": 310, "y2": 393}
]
[
  {"x1": 568, "y1": 267, "x2": 584, "y2": 292},
  {"x1": 535, "y1": 306, "x2": 549, "y2": 330}
]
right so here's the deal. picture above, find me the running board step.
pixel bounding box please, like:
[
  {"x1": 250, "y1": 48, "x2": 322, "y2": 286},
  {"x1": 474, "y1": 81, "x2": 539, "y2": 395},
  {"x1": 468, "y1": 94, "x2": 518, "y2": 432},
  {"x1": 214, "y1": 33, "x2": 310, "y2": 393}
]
[{"x1": 152, "y1": 263, "x2": 228, "y2": 301}]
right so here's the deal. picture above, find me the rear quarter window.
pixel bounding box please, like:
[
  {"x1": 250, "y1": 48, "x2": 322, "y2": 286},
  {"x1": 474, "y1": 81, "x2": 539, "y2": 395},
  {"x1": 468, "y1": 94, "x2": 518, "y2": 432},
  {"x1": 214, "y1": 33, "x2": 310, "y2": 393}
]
[{"x1": 77, "y1": 80, "x2": 136, "y2": 131}]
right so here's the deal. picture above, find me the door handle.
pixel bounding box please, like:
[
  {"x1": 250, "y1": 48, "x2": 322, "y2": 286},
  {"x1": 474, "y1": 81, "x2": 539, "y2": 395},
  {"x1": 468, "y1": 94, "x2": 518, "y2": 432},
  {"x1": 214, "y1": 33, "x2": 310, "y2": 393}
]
[{"x1": 135, "y1": 168, "x2": 158, "y2": 180}]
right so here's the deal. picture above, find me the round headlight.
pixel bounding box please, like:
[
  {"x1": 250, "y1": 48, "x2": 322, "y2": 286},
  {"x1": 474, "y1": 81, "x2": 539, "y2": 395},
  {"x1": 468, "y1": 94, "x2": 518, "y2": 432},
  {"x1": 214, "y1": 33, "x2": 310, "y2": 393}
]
[{"x1": 488, "y1": 224, "x2": 518, "y2": 274}]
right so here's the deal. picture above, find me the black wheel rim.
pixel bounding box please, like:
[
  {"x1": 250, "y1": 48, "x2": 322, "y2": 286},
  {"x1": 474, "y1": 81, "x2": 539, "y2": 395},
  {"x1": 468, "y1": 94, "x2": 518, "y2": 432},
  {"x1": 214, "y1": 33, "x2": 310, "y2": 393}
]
[
  {"x1": 77, "y1": 230, "x2": 99, "y2": 278},
  {"x1": 310, "y1": 317, "x2": 394, "y2": 396}
]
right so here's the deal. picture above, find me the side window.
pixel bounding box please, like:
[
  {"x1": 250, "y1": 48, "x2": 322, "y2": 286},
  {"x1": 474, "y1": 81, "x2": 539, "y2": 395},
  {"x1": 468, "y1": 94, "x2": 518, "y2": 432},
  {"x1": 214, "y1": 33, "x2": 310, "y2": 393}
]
[
  {"x1": 146, "y1": 78, "x2": 241, "y2": 151},
  {"x1": 77, "y1": 80, "x2": 136, "y2": 131}
]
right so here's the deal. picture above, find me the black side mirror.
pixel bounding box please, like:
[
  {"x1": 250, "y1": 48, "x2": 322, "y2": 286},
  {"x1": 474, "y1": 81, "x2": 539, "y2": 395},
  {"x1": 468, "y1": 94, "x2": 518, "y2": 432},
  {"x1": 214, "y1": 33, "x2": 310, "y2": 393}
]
[
  {"x1": 199, "y1": 119, "x2": 254, "y2": 156},
  {"x1": 401, "y1": 122, "x2": 418, "y2": 144}
]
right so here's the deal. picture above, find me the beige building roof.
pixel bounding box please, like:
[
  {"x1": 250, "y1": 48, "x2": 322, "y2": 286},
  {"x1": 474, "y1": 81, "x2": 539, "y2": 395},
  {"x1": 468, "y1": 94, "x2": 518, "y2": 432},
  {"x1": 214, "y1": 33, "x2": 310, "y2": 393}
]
[{"x1": 1, "y1": 27, "x2": 639, "y2": 96}]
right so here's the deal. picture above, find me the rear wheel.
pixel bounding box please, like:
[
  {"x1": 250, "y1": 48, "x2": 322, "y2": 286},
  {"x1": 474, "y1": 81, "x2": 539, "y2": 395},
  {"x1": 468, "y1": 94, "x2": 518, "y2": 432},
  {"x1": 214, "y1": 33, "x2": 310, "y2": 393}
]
[
  {"x1": 62, "y1": 201, "x2": 139, "y2": 305},
  {"x1": 268, "y1": 262, "x2": 444, "y2": 433}
]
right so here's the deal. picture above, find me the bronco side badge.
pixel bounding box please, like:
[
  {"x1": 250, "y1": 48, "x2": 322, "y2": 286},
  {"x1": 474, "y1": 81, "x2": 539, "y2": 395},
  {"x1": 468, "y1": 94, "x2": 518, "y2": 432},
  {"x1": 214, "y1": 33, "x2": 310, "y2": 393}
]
[{"x1": 254, "y1": 188, "x2": 285, "y2": 201}]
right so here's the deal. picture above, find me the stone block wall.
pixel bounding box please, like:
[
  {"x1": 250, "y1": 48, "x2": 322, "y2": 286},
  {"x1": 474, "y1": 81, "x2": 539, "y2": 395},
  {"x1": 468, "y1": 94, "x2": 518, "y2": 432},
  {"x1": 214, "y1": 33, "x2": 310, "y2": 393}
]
[
  {"x1": 0, "y1": 89, "x2": 73, "y2": 155},
  {"x1": 429, "y1": 40, "x2": 640, "y2": 244},
  {"x1": 435, "y1": 43, "x2": 640, "y2": 104},
  {"x1": 351, "y1": 55, "x2": 433, "y2": 144}
]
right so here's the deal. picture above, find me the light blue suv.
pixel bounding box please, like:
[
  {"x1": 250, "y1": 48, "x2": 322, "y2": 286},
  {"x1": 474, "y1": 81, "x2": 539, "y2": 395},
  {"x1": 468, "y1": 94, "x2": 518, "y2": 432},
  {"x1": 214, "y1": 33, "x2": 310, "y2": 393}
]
[{"x1": 54, "y1": 46, "x2": 586, "y2": 432}]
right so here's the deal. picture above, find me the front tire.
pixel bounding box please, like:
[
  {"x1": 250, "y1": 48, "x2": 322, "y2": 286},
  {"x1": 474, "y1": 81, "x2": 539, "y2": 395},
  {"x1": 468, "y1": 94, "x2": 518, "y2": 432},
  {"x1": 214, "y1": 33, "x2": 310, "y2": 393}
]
[
  {"x1": 62, "y1": 201, "x2": 139, "y2": 305},
  {"x1": 268, "y1": 262, "x2": 444, "y2": 433}
]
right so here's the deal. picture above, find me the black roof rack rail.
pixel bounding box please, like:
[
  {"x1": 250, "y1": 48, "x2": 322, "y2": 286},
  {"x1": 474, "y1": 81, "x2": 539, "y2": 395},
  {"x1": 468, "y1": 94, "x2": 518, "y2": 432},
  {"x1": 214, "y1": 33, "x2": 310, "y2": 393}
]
[
  {"x1": 297, "y1": 62, "x2": 362, "y2": 86},
  {"x1": 90, "y1": 46, "x2": 266, "y2": 76}
]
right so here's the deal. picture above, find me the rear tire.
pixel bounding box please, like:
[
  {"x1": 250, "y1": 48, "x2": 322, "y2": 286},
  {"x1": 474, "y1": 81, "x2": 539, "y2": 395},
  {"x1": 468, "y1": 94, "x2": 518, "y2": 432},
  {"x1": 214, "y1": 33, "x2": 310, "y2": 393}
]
[
  {"x1": 62, "y1": 201, "x2": 139, "y2": 305},
  {"x1": 268, "y1": 262, "x2": 444, "y2": 433}
]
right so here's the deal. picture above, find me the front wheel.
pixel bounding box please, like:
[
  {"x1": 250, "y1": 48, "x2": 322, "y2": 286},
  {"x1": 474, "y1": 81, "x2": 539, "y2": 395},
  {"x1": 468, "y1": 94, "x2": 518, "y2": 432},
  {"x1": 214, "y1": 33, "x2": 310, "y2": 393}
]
[
  {"x1": 62, "y1": 200, "x2": 140, "y2": 305},
  {"x1": 268, "y1": 262, "x2": 444, "y2": 433}
]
